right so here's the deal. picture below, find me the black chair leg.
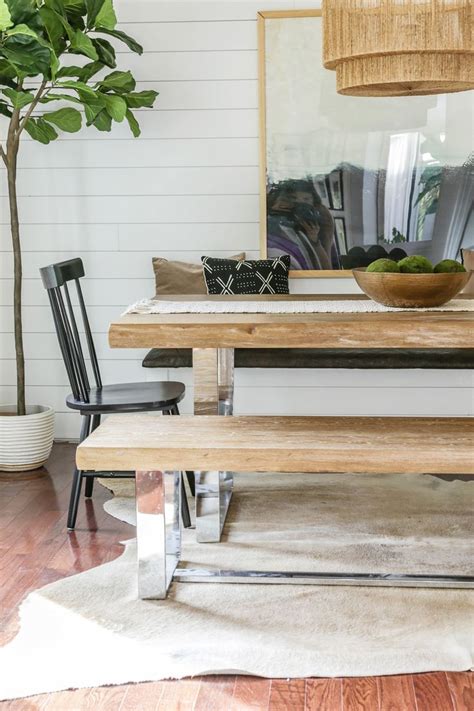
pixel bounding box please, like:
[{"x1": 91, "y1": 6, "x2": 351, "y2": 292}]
[
  {"x1": 67, "y1": 470, "x2": 84, "y2": 530},
  {"x1": 67, "y1": 415, "x2": 91, "y2": 531},
  {"x1": 169, "y1": 404, "x2": 196, "y2": 497},
  {"x1": 84, "y1": 414, "x2": 101, "y2": 498},
  {"x1": 84, "y1": 476, "x2": 94, "y2": 498}
]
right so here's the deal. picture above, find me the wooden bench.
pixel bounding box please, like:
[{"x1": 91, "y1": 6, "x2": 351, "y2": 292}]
[{"x1": 77, "y1": 414, "x2": 474, "y2": 599}]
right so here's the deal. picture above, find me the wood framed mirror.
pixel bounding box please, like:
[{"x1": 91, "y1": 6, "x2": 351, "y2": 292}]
[{"x1": 258, "y1": 10, "x2": 474, "y2": 278}]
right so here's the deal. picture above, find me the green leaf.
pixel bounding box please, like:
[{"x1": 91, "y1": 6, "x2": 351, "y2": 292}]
[
  {"x1": 43, "y1": 0, "x2": 64, "y2": 12},
  {"x1": 70, "y1": 29, "x2": 99, "y2": 60},
  {"x1": 0, "y1": 0, "x2": 13, "y2": 30},
  {"x1": 78, "y1": 60, "x2": 103, "y2": 80},
  {"x1": 102, "y1": 92, "x2": 126, "y2": 121},
  {"x1": 62, "y1": 0, "x2": 87, "y2": 28},
  {"x1": 124, "y1": 90, "x2": 158, "y2": 109},
  {"x1": 56, "y1": 79, "x2": 105, "y2": 116},
  {"x1": 0, "y1": 99, "x2": 12, "y2": 117},
  {"x1": 2, "y1": 87, "x2": 34, "y2": 109},
  {"x1": 95, "y1": 0, "x2": 116, "y2": 30},
  {"x1": 5, "y1": 23, "x2": 38, "y2": 39},
  {"x1": 39, "y1": 6, "x2": 65, "y2": 52},
  {"x1": 0, "y1": 58, "x2": 17, "y2": 82},
  {"x1": 43, "y1": 3, "x2": 75, "y2": 41},
  {"x1": 3, "y1": 34, "x2": 52, "y2": 77},
  {"x1": 4, "y1": 26, "x2": 58, "y2": 80},
  {"x1": 94, "y1": 27, "x2": 143, "y2": 54},
  {"x1": 56, "y1": 61, "x2": 102, "y2": 81},
  {"x1": 40, "y1": 92, "x2": 82, "y2": 104},
  {"x1": 6, "y1": 0, "x2": 42, "y2": 30},
  {"x1": 39, "y1": 117, "x2": 59, "y2": 142},
  {"x1": 0, "y1": 76, "x2": 17, "y2": 89},
  {"x1": 49, "y1": 47, "x2": 60, "y2": 80},
  {"x1": 56, "y1": 64, "x2": 85, "y2": 78},
  {"x1": 98, "y1": 70, "x2": 135, "y2": 93},
  {"x1": 63, "y1": 0, "x2": 87, "y2": 14},
  {"x1": 85, "y1": 0, "x2": 104, "y2": 27},
  {"x1": 83, "y1": 101, "x2": 95, "y2": 124},
  {"x1": 90, "y1": 106, "x2": 111, "y2": 131},
  {"x1": 125, "y1": 108, "x2": 140, "y2": 137},
  {"x1": 43, "y1": 106, "x2": 82, "y2": 132},
  {"x1": 91, "y1": 36, "x2": 115, "y2": 67},
  {"x1": 57, "y1": 79, "x2": 98, "y2": 98},
  {"x1": 82, "y1": 93, "x2": 105, "y2": 119},
  {"x1": 24, "y1": 116, "x2": 58, "y2": 144}
]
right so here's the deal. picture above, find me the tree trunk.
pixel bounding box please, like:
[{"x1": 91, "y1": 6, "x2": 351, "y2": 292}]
[{"x1": 6, "y1": 130, "x2": 25, "y2": 416}]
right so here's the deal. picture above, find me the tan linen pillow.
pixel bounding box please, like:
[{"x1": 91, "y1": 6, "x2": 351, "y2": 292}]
[{"x1": 153, "y1": 253, "x2": 245, "y2": 295}]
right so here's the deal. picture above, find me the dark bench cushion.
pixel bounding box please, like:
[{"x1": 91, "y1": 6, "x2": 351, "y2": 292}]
[{"x1": 142, "y1": 348, "x2": 474, "y2": 369}]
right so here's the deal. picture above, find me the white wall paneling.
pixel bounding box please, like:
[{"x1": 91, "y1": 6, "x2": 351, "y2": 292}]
[
  {"x1": 0, "y1": 333, "x2": 147, "y2": 362},
  {"x1": 0, "y1": 167, "x2": 259, "y2": 197},
  {"x1": 0, "y1": 222, "x2": 259, "y2": 252},
  {"x1": 3, "y1": 138, "x2": 259, "y2": 169},
  {"x1": 118, "y1": 21, "x2": 257, "y2": 51},
  {"x1": 0, "y1": 0, "x2": 471, "y2": 441},
  {"x1": 1, "y1": 108, "x2": 259, "y2": 141},
  {"x1": 0, "y1": 279, "x2": 154, "y2": 307},
  {"x1": 113, "y1": 1, "x2": 298, "y2": 23},
  {"x1": 0, "y1": 195, "x2": 259, "y2": 223}
]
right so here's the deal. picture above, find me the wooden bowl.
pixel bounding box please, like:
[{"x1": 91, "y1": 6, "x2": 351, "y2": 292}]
[{"x1": 352, "y1": 268, "x2": 472, "y2": 308}]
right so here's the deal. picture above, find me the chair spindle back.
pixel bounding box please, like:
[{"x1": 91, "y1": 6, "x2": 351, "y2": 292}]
[{"x1": 40, "y1": 258, "x2": 102, "y2": 402}]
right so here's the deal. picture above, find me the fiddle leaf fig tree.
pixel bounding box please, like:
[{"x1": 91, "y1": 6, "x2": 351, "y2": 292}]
[{"x1": 0, "y1": 0, "x2": 157, "y2": 416}]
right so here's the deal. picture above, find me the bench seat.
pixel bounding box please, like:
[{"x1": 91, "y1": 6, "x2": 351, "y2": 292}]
[
  {"x1": 142, "y1": 347, "x2": 474, "y2": 370},
  {"x1": 77, "y1": 414, "x2": 473, "y2": 598},
  {"x1": 77, "y1": 414, "x2": 473, "y2": 475}
]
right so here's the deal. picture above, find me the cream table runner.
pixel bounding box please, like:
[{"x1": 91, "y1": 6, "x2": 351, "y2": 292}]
[{"x1": 123, "y1": 298, "x2": 474, "y2": 315}]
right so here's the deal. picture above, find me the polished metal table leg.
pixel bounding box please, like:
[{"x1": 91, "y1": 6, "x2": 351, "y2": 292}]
[
  {"x1": 193, "y1": 348, "x2": 235, "y2": 543},
  {"x1": 195, "y1": 470, "x2": 234, "y2": 543},
  {"x1": 136, "y1": 470, "x2": 181, "y2": 599},
  {"x1": 218, "y1": 347, "x2": 234, "y2": 416}
]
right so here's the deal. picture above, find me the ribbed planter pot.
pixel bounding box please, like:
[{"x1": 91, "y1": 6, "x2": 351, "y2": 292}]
[{"x1": 0, "y1": 405, "x2": 55, "y2": 472}]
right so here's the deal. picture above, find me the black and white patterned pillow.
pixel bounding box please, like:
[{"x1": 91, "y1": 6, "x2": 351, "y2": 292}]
[{"x1": 202, "y1": 255, "x2": 290, "y2": 295}]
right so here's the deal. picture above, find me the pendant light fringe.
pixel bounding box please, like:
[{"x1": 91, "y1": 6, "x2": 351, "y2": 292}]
[{"x1": 323, "y1": 0, "x2": 473, "y2": 96}]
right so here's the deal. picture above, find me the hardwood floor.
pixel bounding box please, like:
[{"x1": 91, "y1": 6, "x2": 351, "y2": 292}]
[{"x1": 0, "y1": 443, "x2": 472, "y2": 711}]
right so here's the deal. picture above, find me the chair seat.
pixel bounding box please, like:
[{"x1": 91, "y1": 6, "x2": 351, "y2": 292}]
[
  {"x1": 66, "y1": 381, "x2": 185, "y2": 413},
  {"x1": 142, "y1": 347, "x2": 474, "y2": 370}
]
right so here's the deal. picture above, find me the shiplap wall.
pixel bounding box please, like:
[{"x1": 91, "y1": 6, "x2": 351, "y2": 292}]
[{"x1": 0, "y1": 0, "x2": 472, "y2": 440}]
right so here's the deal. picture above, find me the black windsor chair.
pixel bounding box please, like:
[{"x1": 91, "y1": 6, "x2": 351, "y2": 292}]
[{"x1": 40, "y1": 258, "x2": 194, "y2": 530}]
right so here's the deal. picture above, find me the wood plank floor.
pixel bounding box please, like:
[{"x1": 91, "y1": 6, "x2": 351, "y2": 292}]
[{"x1": 0, "y1": 443, "x2": 472, "y2": 711}]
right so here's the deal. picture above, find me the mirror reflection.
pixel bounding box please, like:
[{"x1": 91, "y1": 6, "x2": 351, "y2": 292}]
[{"x1": 263, "y1": 16, "x2": 474, "y2": 272}]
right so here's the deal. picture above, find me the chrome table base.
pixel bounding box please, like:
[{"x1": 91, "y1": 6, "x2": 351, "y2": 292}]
[
  {"x1": 135, "y1": 348, "x2": 237, "y2": 597},
  {"x1": 136, "y1": 470, "x2": 181, "y2": 599},
  {"x1": 135, "y1": 347, "x2": 473, "y2": 599},
  {"x1": 193, "y1": 348, "x2": 234, "y2": 543},
  {"x1": 173, "y1": 568, "x2": 474, "y2": 589},
  {"x1": 195, "y1": 471, "x2": 234, "y2": 543},
  {"x1": 135, "y1": 469, "x2": 473, "y2": 599}
]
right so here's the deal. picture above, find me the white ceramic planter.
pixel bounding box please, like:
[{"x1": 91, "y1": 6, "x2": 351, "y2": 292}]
[{"x1": 0, "y1": 405, "x2": 55, "y2": 472}]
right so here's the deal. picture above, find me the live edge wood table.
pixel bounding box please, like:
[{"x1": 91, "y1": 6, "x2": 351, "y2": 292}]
[{"x1": 106, "y1": 294, "x2": 474, "y2": 596}]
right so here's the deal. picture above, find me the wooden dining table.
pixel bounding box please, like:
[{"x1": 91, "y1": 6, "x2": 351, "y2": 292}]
[
  {"x1": 109, "y1": 293, "x2": 473, "y2": 414},
  {"x1": 109, "y1": 293, "x2": 473, "y2": 543}
]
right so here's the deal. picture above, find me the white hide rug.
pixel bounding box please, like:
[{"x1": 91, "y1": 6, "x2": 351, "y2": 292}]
[{"x1": 1, "y1": 472, "x2": 473, "y2": 700}]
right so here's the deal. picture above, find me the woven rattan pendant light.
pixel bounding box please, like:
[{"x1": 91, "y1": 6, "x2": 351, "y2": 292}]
[{"x1": 322, "y1": 0, "x2": 474, "y2": 96}]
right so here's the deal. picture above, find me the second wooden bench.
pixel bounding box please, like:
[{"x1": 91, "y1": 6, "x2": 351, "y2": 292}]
[{"x1": 77, "y1": 414, "x2": 473, "y2": 598}]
